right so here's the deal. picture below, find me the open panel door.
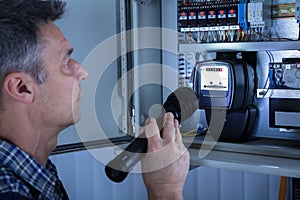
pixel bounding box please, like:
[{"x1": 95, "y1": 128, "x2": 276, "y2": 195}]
[{"x1": 54, "y1": 0, "x2": 133, "y2": 153}]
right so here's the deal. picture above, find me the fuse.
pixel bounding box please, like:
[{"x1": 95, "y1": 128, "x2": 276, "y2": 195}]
[
  {"x1": 208, "y1": 10, "x2": 217, "y2": 26},
  {"x1": 218, "y1": 9, "x2": 227, "y2": 25},
  {"x1": 228, "y1": 8, "x2": 237, "y2": 25},
  {"x1": 178, "y1": 11, "x2": 190, "y2": 33},
  {"x1": 198, "y1": 10, "x2": 207, "y2": 26}
]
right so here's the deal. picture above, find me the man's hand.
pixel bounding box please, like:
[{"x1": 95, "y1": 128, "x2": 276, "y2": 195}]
[{"x1": 142, "y1": 112, "x2": 190, "y2": 200}]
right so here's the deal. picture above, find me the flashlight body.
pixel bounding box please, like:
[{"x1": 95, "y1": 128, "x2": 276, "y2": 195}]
[{"x1": 105, "y1": 134, "x2": 147, "y2": 183}]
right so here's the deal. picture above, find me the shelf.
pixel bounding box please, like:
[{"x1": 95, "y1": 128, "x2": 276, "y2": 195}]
[
  {"x1": 189, "y1": 148, "x2": 300, "y2": 178},
  {"x1": 186, "y1": 136, "x2": 300, "y2": 178},
  {"x1": 179, "y1": 41, "x2": 300, "y2": 53},
  {"x1": 257, "y1": 89, "x2": 300, "y2": 99}
]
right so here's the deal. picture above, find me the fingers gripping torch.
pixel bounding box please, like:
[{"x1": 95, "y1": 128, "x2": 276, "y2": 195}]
[{"x1": 105, "y1": 87, "x2": 198, "y2": 183}]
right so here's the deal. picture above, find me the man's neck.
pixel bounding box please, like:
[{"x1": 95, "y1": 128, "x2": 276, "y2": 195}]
[
  {"x1": 0, "y1": 131, "x2": 58, "y2": 167},
  {"x1": 0, "y1": 112, "x2": 59, "y2": 167}
]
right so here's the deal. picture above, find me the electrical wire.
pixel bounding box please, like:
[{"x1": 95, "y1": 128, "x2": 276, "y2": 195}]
[
  {"x1": 182, "y1": 127, "x2": 208, "y2": 137},
  {"x1": 182, "y1": 129, "x2": 198, "y2": 137},
  {"x1": 298, "y1": 23, "x2": 300, "y2": 40},
  {"x1": 266, "y1": 50, "x2": 274, "y2": 63},
  {"x1": 253, "y1": 30, "x2": 295, "y2": 41},
  {"x1": 260, "y1": 51, "x2": 274, "y2": 99},
  {"x1": 278, "y1": 176, "x2": 287, "y2": 200},
  {"x1": 254, "y1": 50, "x2": 274, "y2": 102}
]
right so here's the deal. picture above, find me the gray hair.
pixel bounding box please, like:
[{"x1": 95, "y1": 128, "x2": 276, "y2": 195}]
[{"x1": 0, "y1": 0, "x2": 66, "y2": 94}]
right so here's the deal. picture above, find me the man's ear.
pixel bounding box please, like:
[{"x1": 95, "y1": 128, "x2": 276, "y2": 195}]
[{"x1": 3, "y1": 72, "x2": 35, "y2": 103}]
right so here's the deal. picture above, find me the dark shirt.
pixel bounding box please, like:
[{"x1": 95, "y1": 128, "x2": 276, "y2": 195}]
[{"x1": 0, "y1": 140, "x2": 69, "y2": 200}]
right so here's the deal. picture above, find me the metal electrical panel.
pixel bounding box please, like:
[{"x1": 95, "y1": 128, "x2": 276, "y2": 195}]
[{"x1": 176, "y1": 0, "x2": 300, "y2": 141}]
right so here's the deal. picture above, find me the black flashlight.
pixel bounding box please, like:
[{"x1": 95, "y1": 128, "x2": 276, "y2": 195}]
[{"x1": 105, "y1": 87, "x2": 198, "y2": 183}]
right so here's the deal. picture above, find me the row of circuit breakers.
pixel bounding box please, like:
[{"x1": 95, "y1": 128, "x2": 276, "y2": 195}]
[{"x1": 178, "y1": 0, "x2": 293, "y2": 43}]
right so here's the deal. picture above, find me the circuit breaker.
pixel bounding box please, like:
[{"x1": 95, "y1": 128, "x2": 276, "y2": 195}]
[{"x1": 177, "y1": 0, "x2": 270, "y2": 44}]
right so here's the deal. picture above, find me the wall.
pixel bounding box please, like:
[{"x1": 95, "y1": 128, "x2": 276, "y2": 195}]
[{"x1": 51, "y1": 147, "x2": 281, "y2": 200}]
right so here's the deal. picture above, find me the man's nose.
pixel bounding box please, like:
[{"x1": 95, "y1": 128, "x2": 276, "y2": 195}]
[{"x1": 78, "y1": 64, "x2": 88, "y2": 81}]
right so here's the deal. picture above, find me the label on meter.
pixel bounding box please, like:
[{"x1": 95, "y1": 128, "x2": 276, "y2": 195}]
[{"x1": 200, "y1": 65, "x2": 229, "y2": 92}]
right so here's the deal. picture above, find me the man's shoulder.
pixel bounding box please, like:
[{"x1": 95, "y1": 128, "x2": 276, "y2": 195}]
[{"x1": 0, "y1": 164, "x2": 32, "y2": 198}]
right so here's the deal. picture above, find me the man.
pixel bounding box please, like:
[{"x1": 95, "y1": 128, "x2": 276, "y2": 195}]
[{"x1": 0, "y1": 0, "x2": 189, "y2": 200}]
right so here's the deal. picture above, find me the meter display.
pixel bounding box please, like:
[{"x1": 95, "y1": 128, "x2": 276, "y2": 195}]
[
  {"x1": 193, "y1": 61, "x2": 233, "y2": 109},
  {"x1": 200, "y1": 65, "x2": 229, "y2": 92},
  {"x1": 193, "y1": 60, "x2": 255, "y2": 110}
]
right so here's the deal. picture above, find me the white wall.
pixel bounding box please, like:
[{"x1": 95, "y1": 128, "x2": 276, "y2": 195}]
[{"x1": 51, "y1": 148, "x2": 281, "y2": 200}]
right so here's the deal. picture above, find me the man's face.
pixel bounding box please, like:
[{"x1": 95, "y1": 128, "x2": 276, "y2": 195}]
[{"x1": 37, "y1": 22, "x2": 88, "y2": 130}]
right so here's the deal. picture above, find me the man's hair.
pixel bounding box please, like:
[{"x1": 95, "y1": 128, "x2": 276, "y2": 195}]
[{"x1": 0, "y1": 0, "x2": 66, "y2": 92}]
